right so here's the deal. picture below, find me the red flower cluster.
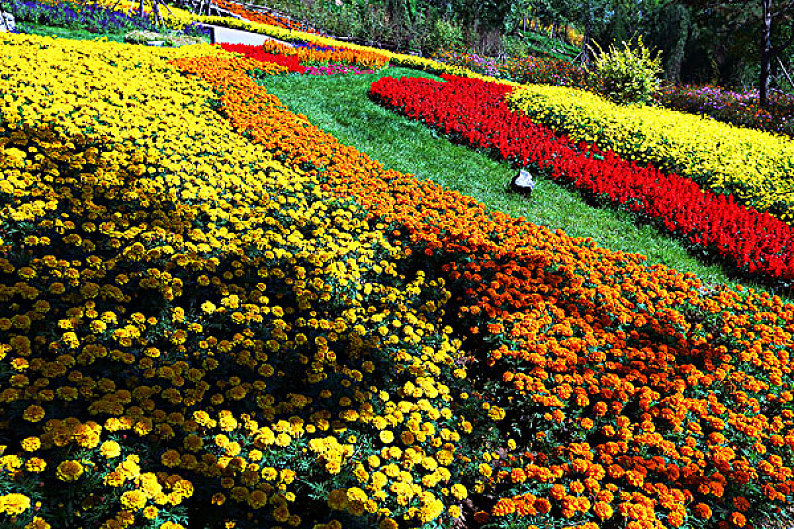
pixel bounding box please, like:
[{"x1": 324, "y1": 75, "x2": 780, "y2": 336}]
[
  {"x1": 370, "y1": 74, "x2": 794, "y2": 286},
  {"x1": 219, "y1": 43, "x2": 306, "y2": 73}
]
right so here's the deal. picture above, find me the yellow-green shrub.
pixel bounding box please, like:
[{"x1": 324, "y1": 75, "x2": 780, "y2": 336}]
[
  {"x1": 506, "y1": 84, "x2": 794, "y2": 222},
  {"x1": 590, "y1": 37, "x2": 661, "y2": 105}
]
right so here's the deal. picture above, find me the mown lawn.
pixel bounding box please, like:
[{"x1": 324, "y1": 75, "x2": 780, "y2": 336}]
[{"x1": 259, "y1": 66, "x2": 778, "y2": 294}]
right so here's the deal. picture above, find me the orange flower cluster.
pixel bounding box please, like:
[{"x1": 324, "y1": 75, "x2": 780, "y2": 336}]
[
  {"x1": 256, "y1": 39, "x2": 389, "y2": 70},
  {"x1": 173, "y1": 55, "x2": 794, "y2": 528},
  {"x1": 213, "y1": 0, "x2": 319, "y2": 34}
]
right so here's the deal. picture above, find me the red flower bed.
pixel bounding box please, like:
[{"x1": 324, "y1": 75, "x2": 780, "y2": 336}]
[
  {"x1": 219, "y1": 42, "x2": 306, "y2": 73},
  {"x1": 369, "y1": 74, "x2": 794, "y2": 287}
]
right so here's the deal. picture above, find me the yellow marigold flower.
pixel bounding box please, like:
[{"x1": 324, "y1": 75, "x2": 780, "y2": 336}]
[
  {"x1": 271, "y1": 505, "x2": 289, "y2": 522},
  {"x1": 248, "y1": 490, "x2": 268, "y2": 509},
  {"x1": 142, "y1": 506, "x2": 158, "y2": 520},
  {"x1": 488, "y1": 406, "x2": 506, "y2": 421},
  {"x1": 379, "y1": 430, "x2": 394, "y2": 444},
  {"x1": 23, "y1": 405, "x2": 45, "y2": 422},
  {"x1": 450, "y1": 484, "x2": 467, "y2": 500},
  {"x1": 21, "y1": 437, "x2": 40, "y2": 451},
  {"x1": 0, "y1": 493, "x2": 31, "y2": 515},
  {"x1": 379, "y1": 518, "x2": 398, "y2": 529},
  {"x1": 104, "y1": 471, "x2": 125, "y2": 487},
  {"x1": 24, "y1": 516, "x2": 51, "y2": 529},
  {"x1": 328, "y1": 489, "x2": 348, "y2": 510},
  {"x1": 212, "y1": 492, "x2": 226, "y2": 506},
  {"x1": 161, "y1": 449, "x2": 181, "y2": 467},
  {"x1": 346, "y1": 487, "x2": 368, "y2": 504},
  {"x1": 25, "y1": 457, "x2": 46, "y2": 473},
  {"x1": 120, "y1": 490, "x2": 147, "y2": 511},
  {"x1": 100, "y1": 441, "x2": 121, "y2": 458},
  {"x1": 56, "y1": 460, "x2": 84, "y2": 481}
]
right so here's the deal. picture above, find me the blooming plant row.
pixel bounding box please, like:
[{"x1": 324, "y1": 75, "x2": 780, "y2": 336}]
[
  {"x1": 0, "y1": 34, "x2": 485, "y2": 529},
  {"x1": 655, "y1": 84, "x2": 794, "y2": 138},
  {"x1": 219, "y1": 43, "x2": 377, "y2": 75},
  {"x1": 369, "y1": 74, "x2": 794, "y2": 286},
  {"x1": 431, "y1": 50, "x2": 594, "y2": 89},
  {"x1": 220, "y1": 42, "x2": 307, "y2": 72},
  {"x1": 213, "y1": 0, "x2": 319, "y2": 34},
  {"x1": 257, "y1": 38, "x2": 389, "y2": 70},
  {"x1": 1, "y1": 0, "x2": 155, "y2": 33},
  {"x1": 506, "y1": 84, "x2": 794, "y2": 224},
  {"x1": 172, "y1": 47, "x2": 794, "y2": 529}
]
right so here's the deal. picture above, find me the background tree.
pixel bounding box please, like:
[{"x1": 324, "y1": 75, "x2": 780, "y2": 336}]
[{"x1": 681, "y1": 0, "x2": 794, "y2": 106}]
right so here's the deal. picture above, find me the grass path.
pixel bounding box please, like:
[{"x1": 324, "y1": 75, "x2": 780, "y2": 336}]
[{"x1": 259, "y1": 67, "x2": 775, "y2": 293}]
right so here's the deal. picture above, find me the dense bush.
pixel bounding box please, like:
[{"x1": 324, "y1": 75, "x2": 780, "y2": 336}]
[{"x1": 590, "y1": 37, "x2": 662, "y2": 105}]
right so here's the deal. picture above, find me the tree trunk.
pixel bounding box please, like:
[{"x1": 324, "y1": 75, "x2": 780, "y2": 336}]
[{"x1": 761, "y1": 0, "x2": 773, "y2": 108}]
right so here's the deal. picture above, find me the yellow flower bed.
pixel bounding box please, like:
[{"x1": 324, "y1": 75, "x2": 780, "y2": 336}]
[
  {"x1": 0, "y1": 34, "x2": 473, "y2": 528},
  {"x1": 506, "y1": 84, "x2": 794, "y2": 222}
]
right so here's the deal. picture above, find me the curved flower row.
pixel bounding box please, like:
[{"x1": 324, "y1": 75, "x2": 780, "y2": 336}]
[
  {"x1": 506, "y1": 85, "x2": 794, "y2": 224},
  {"x1": 369, "y1": 74, "x2": 794, "y2": 288},
  {"x1": 220, "y1": 42, "x2": 306, "y2": 72},
  {"x1": 213, "y1": 0, "x2": 319, "y2": 34},
  {"x1": 655, "y1": 84, "x2": 794, "y2": 138},
  {"x1": 224, "y1": 41, "x2": 388, "y2": 71},
  {"x1": 174, "y1": 50, "x2": 794, "y2": 529},
  {"x1": 0, "y1": 34, "x2": 483, "y2": 529}
]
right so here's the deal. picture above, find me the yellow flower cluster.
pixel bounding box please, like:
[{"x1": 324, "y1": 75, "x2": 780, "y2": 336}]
[
  {"x1": 0, "y1": 34, "x2": 478, "y2": 528},
  {"x1": 506, "y1": 84, "x2": 794, "y2": 222}
]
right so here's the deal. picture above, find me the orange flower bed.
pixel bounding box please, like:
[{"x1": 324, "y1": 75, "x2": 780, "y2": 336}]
[
  {"x1": 173, "y1": 55, "x2": 794, "y2": 529},
  {"x1": 255, "y1": 39, "x2": 390, "y2": 70},
  {"x1": 213, "y1": 0, "x2": 319, "y2": 33}
]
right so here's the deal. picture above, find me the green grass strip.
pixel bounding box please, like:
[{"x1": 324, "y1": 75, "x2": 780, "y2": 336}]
[{"x1": 258, "y1": 66, "x2": 779, "y2": 295}]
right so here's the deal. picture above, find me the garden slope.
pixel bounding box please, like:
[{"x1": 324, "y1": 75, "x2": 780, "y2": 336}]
[
  {"x1": 179, "y1": 49, "x2": 794, "y2": 529},
  {"x1": 0, "y1": 35, "x2": 471, "y2": 529},
  {"x1": 2, "y1": 33, "x2": 794, "y2": 529}
]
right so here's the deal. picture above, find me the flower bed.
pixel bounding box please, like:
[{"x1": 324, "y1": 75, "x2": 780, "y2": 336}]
[
  {"x1": 220, "y1": 42, "x2": 306, "y2": 72},
  {"x1": 174, "y1": 50, "x2": 794, "y2": 529},
  {"x1": 2, "y1": 0, "x2": 155, "y2": 33},
  {"x1": 655, "y1": 84, "x2": 794, "y2": 138},
  {"x1": 225, "y1": 40, "x2": 388, "y2": 71},
  {"x1": 0, "y1": 34, "x2": 478, "y2": 529},
  {"x1": 369, "y1": 74, "x2": 794, "y2": 287},
  {"x1": 432, "y1": 50, "x2": 593, "y2": 89},
  {"x1": 3, "y1": 30, "x2": 794, "y2": 529},
  {"x1": 213, "y1": 0, "x2": 319, "y2": 34},
  {"x1": 506, "y1": 84, "x2": 794, "y2": 224}
]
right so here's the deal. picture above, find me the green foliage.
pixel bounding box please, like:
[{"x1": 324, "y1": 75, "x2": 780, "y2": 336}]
[
  {"x1": 423, "y1": 17, "x2": 464, "y2": 54},
  {"x1": 590, "y1": 36, "x2": 662, "y2": 105}
]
